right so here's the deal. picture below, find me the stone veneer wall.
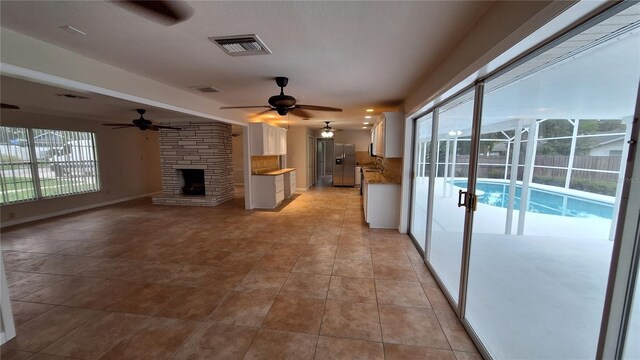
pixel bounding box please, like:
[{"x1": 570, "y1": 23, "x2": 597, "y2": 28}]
[{"x1": 152, "y1": 122, "x2": 234, "y2": 207}]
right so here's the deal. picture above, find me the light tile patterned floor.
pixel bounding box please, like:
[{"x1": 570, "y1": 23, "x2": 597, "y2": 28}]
[{"x1": 1, "y1": 186, "x2": 481, "y2": 360}]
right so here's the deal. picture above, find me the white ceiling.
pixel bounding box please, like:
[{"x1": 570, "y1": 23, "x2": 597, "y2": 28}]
[
  {"x1": 0, "y1": 0, "x2": 492, "y2": 129},
  {"x1": 0, "y1": 75, "x2": 208, "y2": 124}
]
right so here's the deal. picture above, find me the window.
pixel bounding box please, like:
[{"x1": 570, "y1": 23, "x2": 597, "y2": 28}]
[{"x1": 0, "y1": 126, "x2": 99, "y2": 204}]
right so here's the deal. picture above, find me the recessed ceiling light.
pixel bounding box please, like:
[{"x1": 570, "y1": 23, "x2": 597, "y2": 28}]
[
  {"x1": 366, "y1": 109, "x2": 374, "y2": 112},
  {"x1": 365, "y1": 116, "x2": 371, "y2": 119},
  {"x1": 364, "y1": 122, "x2": 369, "y2": 125},
  {"x1": 59, "y1": 25, "x2": 86, "y2": 36},
  {"x1": 362, "y1": 126, "x2": 368, "y2": 129}
]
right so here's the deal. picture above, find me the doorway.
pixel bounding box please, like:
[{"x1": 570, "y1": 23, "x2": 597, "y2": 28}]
[{"x1": 316, "y1": 138, "x2": 334, "y2": 186}]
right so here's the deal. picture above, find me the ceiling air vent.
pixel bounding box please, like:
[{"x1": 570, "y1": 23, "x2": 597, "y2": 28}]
[
  {"x1": 191, "y1": 86, "x2": 222, "y2": 93},
  {"x1": 209, "y1": 34, "x2": 272, "y2": 56},
  {"x1": 56, "y1": 94, "x2": 89, "y2": 100}
]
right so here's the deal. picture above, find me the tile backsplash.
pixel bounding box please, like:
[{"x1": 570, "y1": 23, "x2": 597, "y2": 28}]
[
  {"x1": 382, "y1": 157, "x2": 402, "y2": 183},
  {"x1": 251, "y1": 155, "x2": 280, "y2": 173},
  {"x1": 356, "y1": 151, "x2": 376, "y2": 166}
]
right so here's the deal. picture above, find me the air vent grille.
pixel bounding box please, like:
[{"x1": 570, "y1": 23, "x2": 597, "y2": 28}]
[
  {"x1": 209, "y1": 34, "x2": 271, "y2": 56},
  {"x1": 56, "y1": 94, "x2": 89, "y2": 100},
  {"x1": 191, "y1": 86, "x2": 222, "y2": 93}
]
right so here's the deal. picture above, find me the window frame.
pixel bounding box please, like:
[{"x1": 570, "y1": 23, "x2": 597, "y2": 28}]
[{"x1": 0, "y1": 126, "x2": 100, "y2": 205}]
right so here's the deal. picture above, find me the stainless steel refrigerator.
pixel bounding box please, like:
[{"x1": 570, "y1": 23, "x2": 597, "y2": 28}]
[{"x1": 333, "y1": 143, "x2": 356, "y2": 187}]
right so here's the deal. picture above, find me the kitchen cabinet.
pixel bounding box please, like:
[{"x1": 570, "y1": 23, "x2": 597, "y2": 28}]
[
  {"x1": 284, "y1": 170, "x2": 296, "y2": 198},
  {"x1": 371, "y1": 112, "x2": 403, "y2": 158},
  {"x1": 250, "y1": 123, "x2": 287, "y2": 156},
  {"x1": 363, "y1": 176, "x2": 400, "y2": 229},
  {"x1": 251, "y1": 174, "x2": 285, "y2": 208}
]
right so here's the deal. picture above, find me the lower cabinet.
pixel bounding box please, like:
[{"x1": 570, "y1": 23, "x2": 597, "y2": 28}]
[
  {"x1": 251, "y1": 174, "x2": 285, "y2": 209},
  {"x1": 284, "y1": 170, "x2": 296, "y2": 199},
  {"x1": 363, "y1": 181, "x2": 400, "y2": 229}
]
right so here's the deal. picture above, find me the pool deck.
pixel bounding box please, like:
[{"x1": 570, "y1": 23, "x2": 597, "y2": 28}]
[{"x1": 412, "y1": 177, "x2": 614, "y2": 359}]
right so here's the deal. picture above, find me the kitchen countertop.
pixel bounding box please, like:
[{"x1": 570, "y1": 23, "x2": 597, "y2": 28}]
[
  {"x1": 253, "y1": 168, "x2": 296, "y2": 176},
  {"x1": 363, "y1": 171, "x2": 400, "y2": 185}
]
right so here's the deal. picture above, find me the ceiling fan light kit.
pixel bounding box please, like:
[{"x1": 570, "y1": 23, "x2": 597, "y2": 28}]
[{"x1": 321, "y1": 121, "x2": 335, "y2": 138}]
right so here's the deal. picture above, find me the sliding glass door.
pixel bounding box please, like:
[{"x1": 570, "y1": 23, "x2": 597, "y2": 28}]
[
  {"x1": 409, "y1": 113, "x2": 433, "y2": 251},
  {"x1": 428, "y1": 90, "x2": 475, "y2": 305},
  {"x1": 464, "y1": 5, "x2": 640, "y2": 358},
  {"x1": 407, "y1": 2, "x2": 640, "y2": 358}
]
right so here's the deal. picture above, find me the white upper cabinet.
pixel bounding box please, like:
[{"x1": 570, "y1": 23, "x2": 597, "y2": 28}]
[
  {"x1": 371, "y1": 112, "x2": 403, "y2": 158},
  {"x1": 250, "y1": 123, "x2": 287, "y2": 156}
]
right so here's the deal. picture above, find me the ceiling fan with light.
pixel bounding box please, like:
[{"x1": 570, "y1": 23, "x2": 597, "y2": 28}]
[
  {"x1": 320, "y1": 121, "x2": 339, "y2": 138},
  {"x1": 220, "y1": 77, "x2": 342, "y2": 119},
  {"x1": 101, "y1": 109, "x2": 182, "y2": 131}
]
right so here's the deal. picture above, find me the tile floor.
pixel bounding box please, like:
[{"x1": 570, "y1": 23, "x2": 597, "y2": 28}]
[{"x1": 1, "y1": 185, "x2": 481, "y2": 360}]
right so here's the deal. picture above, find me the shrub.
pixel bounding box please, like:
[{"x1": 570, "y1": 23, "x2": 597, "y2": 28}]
[{"x1": 569, "y1": 178, "x2": 617, "y2": 196}]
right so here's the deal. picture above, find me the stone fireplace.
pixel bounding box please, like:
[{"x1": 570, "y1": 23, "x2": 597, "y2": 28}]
[{"x1": 152, "y1": 122, "x2": 234, "y2": 207}]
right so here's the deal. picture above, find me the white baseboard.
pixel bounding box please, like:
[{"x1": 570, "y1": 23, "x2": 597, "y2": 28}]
[
  {"x1": 0, "y1": 191, "x2": 162, "y2": 228},
  {"x1": 296, "y1": 187, "x2": 309, "y2": 192}
]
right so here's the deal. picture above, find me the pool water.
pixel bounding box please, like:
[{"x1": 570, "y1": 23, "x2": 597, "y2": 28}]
[{"x1": 453, "y1": 180, "x2": 614, "y2": 219}]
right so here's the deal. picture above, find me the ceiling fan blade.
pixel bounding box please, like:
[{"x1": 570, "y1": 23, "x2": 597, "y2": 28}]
[
  {"x1": 102, "y1": 123, "x2": 136, "y2": 127},
  {"x1": 289, "y1": 108, "x2": 313, "y2": 119},
  {"x1": 147, "y1": 125, "x2": 160, "y2": 131},
  {"x1": 220, "y1": 106, "x2": 271, "y2": 109},
  {"x1": 154, "y1": 125, "x2": 183, "y2": 130},
  {"x1": 117, "y1": 1, "x2": 193, "y2": 25},
  {"x1": 251, "y1": 108, "x2": 276, "y2": 117},
  {"x1": 111, "y1": 126, "x2": 137, "y2": 129},
  {"x1": 296, "y1": 105, "x2": 342, "y2": 112},
  {"x1": 1, "y1": 103, "x2": 20, "y2": 110}
]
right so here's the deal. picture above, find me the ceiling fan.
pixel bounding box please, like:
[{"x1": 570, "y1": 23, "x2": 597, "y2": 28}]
[
  {"x1": 220, "y1": 77, "x2": 342, "y2": 119},
  {"x1": 1, "y1": 103, "x2": 20, "y2": 110},
  {"x1": 102, "y1": 109, "x2": 182, "y2": 131},
  {"x1": 320, "y1": 121, "x2": 340, "y2": 138},
  {"x1": 113, "y1": 0, "x2": 193, "y2": 26}
]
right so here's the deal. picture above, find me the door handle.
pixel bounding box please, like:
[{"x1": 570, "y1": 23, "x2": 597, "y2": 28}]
[
  {"x1": 457, "y1": 190, "x2": 467, "y2": 208},
  {"x1": 458, "y1": 190, "x2": 477, "y2": 212}
]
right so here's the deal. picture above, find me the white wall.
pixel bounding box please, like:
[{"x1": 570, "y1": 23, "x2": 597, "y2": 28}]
[
  {"x1": 232, "y1": 134, "x2": 244, "y2": 185},
  {"x1": 333, "y1": 130, "x2": 371, "y2": 151},
  {"x1": 0, "y1": 110, "x2": 162, "y2": 226},
  {"x1": 286, "y1": 126, "x2": 314, "y2": 190}
]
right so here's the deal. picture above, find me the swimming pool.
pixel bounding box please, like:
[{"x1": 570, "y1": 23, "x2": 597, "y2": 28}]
[{"x1": 453, "y1": 180, "x2": 614, "y2": 219}]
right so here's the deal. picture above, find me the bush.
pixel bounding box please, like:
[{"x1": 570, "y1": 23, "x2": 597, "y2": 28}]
[
  {"x1": 532, "y1": 175, "x2": 617, "y2": 196},
  {"x1": 486, "y1": 169, "x2": 504, "y2": 179},
  {"x1": 532, "y1": 175, "x2": 565, "y2": 187},
  {"x1": 569, "y1": 178, "x2": 617, "y2": 196}
]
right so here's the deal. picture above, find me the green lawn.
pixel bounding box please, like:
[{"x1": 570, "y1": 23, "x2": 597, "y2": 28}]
[{"x1": 0, "y1": 176, "x2": 98, "y2": 204}]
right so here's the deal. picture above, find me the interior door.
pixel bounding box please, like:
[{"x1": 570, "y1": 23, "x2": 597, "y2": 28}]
[{"x1": 308, "y1": 136, "x2": 314, "y2": 187}]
